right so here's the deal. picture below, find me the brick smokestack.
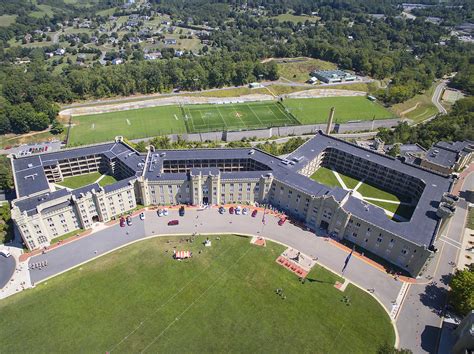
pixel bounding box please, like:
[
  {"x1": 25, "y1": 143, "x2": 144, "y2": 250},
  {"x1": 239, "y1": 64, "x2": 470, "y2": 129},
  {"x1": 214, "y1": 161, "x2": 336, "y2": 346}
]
[{"x1": 326, "y1": 107, "x2": 335, "y2": 135}]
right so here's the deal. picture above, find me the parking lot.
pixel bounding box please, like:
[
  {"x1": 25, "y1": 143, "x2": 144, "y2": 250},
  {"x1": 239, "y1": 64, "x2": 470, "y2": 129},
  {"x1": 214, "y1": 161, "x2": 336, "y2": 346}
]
[{"x1": 0, "y1": 141, "x2": 62, "y2": 156}]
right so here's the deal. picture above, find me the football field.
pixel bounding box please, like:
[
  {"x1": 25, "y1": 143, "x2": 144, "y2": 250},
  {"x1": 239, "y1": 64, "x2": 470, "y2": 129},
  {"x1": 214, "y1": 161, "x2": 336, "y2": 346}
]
[{"x1": 183, "y1": 101, "x2": 299, "y2": 133}]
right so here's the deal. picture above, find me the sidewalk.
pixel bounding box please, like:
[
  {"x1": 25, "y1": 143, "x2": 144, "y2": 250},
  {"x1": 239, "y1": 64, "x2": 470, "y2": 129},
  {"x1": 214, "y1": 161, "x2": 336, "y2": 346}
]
[{"x1": 0, "y1": 247, "x2": 32, "y2": 300}]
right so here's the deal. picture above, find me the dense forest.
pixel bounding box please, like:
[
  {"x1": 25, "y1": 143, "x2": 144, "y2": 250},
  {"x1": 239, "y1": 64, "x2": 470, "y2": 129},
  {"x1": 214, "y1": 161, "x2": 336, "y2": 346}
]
[{"x1": 0, "y1": 0, "x2": 472, "y2": 136}]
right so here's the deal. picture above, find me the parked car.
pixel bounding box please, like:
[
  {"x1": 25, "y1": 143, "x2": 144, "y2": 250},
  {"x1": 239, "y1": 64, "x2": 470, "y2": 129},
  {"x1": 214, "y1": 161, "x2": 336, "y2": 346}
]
[
  {"x1": 235, "y1": 206, "x2": 242, "y2": 215},
  {"x1": 229, "y1": 206, "x2": 234, "y2": 214},
  {"x1": 0, "y1": 250, "x2": 11, "y2": 258},
  {"x1": 242, "y1": 208, "x2": 249, "y2": 215},
  {"x1": 157, "y1": 209, "x2": 164, "y2": 217},
  {"x1": 163, "y1": 208, "x2": 169, "y2": 216},
  {"x1": 179, "y1": 206, "x2": 185, "y2": 216},
  {"x1": 278, "y1": 218, "x2": 286, "y2": 226},
  {"x1": 126, "y1": 216, "x2": 132, "y2": 226},
  {"x1": 139, "y1": 212, "x2": 145, "y2": 220},
  {"x1": 218, "y1": 206, "x2": 226, "y2": 214},
  {"x1": 119, "y1": 217, "x2": 126, "y2": 227},
  {"x1": 168, "y1": 219, "x2": 179, "y2": 226},
  {"x1": 251, "y1": 209, "x2": 258, "y2": 217}
]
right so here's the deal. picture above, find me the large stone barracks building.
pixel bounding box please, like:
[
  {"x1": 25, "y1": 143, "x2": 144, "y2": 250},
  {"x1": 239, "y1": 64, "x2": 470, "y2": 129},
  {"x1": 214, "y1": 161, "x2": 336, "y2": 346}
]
[{"x1": 10, "y1": 132, "x2": 456, "y2": 276}]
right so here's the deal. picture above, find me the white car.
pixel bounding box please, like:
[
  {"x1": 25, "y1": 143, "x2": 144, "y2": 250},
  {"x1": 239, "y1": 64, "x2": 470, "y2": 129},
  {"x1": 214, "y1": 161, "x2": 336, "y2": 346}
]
[
  {"x1": 235, "y1": 206, "x2": 242, "y2": 215},
  {"x1": 163, "y1": 208, "x2": 169, "y2": 216},
  {"x1": 139, "y1": 212, "x2": 145, "y2": 220},
  {"x1": 0, "y1": 250, "x2": 11, "y2": 258},
  {"x1": 157, "y1": 209, "x2": 164, "y2": 217},
  {"x1": 242, "y1": 208, "x2": 249, "y2": 215}
]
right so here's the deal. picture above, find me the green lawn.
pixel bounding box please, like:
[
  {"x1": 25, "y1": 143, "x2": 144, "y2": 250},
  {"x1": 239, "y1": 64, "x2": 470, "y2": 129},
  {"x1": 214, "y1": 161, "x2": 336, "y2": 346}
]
[
  {"x1": 0, "y1": 15, "x2": 17, "y2": 27},
  {"x1": 0, "y1": 235, "x2": 394, "y2": 352},
  {"x1": 99, "y1": 174, "x2": 118, "y2": 187},
  {"x1": 58, "y1": 172, "x2": 116, "y2": 189},
  {"x1": 50, "y1": 228, "x2": 84, "y2": 244},
  {"x1": 357, "y1": 183, "x2": 400, "y2": 202},
  {"x1": 311, "y1": 167, "x2": 359, "y2": 190},
  {"x1": 68, "y1": 105, "x2": 186, "y2": 145},
  {"x1": 283, "y1": 97, "x2": 395, "y2": 124},
  {"x1": 274, "y1": 57, "x2": 336, "y2": 83},
  {"x1": 310, "y1": 167, "x2": 340, "y2": 188}
]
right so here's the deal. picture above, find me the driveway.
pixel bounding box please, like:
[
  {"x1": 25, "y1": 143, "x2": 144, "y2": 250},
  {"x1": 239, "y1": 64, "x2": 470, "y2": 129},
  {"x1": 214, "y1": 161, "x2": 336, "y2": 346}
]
[
  {"x1": 0, "y1": 255, "x2": 16, "y2": 289},
  {"x1": 28, "y1": 208, "x2": 402, "y2": 314}
]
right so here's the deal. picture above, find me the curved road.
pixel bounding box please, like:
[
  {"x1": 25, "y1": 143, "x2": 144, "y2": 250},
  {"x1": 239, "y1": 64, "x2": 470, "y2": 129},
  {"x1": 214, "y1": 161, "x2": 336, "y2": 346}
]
[{"x1": 0, "y1": 255, "x2": 16, "y2": 289}]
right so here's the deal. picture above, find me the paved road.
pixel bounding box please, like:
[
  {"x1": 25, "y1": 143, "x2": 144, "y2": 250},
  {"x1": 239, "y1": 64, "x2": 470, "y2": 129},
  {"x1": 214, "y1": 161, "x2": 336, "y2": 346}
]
[
  {"x1": 60, "y1": 79, "x2": 372, "y2": 110},
  {"x1": 431, "y1": 81, "x2": 447, "y2": 115},
  {"x1": 0, "y1": 255, "x2": 16, "y2": 289},
  {"x1": 29, "y1": 208, "x2": 402, "y2": 313},
  {"x1": 396, "y1": 190, "x2": 470, "y2": 352}
]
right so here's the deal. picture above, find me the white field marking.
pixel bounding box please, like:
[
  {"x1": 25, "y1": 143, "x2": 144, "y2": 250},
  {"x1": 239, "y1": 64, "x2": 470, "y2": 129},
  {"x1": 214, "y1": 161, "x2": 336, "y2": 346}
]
[
  {"x1": 91, "y1": 123, "x2": 95, "y2": 130},
  {"x1": 246, "y1": 103, "x2": 264, "y2": 126},
  {"x1": 174, "y1": 114, "x2": 179, "y2": 120},
  {"x1": 327, "y1": 324, "x2": 346, "y2": 354},
  {"x1": 140, "y1": 247, "x2": 253, "y2": 353},
  {"x1": 126, "y1": 119, "x2": 131, "y2": 126},
  {"x1": 215, "y1": 105, "x2": 228, "y2": 128},
  {"x1": 353, "y1": 180, "x2": 364, "y2": 192},
  {"x1": 108, "y1": 245, "x2": 236, "y2": 352},
  {"x1": 273, "y1": 103, "x2": 295, "y2": 124},
  {"x1": 332, "y1": 171, "x2": 348, "y2": 190}
]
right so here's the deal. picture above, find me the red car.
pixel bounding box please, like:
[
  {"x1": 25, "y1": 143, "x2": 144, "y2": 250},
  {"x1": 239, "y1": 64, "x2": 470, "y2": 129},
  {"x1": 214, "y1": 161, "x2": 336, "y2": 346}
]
[
  {"x1": 251, "y1": 209, "x2": 258, "y2": 217},
  {"x1": 119, "y1": 217, "x2": 125, "y2": 227},
  {"x1": 278, "y1": 218, "x2": 287, "y2": 226},
  {"x1": 168, "y1": 220, "x2": 179, "y2": 226},
  {"x1": 229, "y1": 206, "x2": 234, "y2": 214}
]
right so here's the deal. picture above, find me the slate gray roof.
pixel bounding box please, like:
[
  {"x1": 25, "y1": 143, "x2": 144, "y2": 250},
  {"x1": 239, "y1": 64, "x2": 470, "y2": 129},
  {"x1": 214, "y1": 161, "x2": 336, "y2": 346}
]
[
  {"x1": 286, "y1": 131, "x2": 453, "y2": 246},
  {"x1": 11, "y1": 132, "x2": 454, "y2": 248},
  {"x1": 12, "y1": 141, "x2": 143, "y2": 198}
]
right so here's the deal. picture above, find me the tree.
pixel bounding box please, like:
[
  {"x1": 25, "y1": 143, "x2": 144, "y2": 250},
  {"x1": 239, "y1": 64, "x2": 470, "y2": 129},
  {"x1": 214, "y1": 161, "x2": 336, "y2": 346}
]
[
  {"x1": 388, "y1": 144, "x2": 401, "y2": 157},
  {"x1": 449, "y1": 266, "x2": 474, "y2": 316},
  {"x1": 50, "y1": 119, "x2": 64, "y2": 135},
  {"x1": 0, "y1": 156, "x2": 13, "y2": 191}
]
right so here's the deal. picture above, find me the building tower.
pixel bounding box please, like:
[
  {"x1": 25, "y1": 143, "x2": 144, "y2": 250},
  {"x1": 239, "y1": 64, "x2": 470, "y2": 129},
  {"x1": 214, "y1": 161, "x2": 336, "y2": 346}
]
[{"x1": 326, "y1": 107, "x2": 335, "y2": 134}]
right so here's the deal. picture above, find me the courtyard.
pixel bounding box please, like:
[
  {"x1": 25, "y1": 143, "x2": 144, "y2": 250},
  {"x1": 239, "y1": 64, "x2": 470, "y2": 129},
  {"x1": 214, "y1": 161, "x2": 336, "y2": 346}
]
[{"x1": 311, "y1": 167, "x2": 415, "y2": 221}]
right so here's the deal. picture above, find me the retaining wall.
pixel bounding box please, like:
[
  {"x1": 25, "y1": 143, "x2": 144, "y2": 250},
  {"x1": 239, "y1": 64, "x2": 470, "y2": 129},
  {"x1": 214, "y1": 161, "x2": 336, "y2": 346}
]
[{"x1": 163, "y1": 118, "x2": 402, "y2": 143}]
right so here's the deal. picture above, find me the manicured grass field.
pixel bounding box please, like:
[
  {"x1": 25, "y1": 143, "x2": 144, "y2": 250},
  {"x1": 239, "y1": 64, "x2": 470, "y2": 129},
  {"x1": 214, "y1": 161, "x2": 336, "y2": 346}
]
[
  {"x1": 68, "y1": 96, "x2": 394, "y2": 146},
  {"x1": 283, "y1": 97, "x2": 395, "y2": 124},
  {"x1": 183, "y1": 101, "x2": 298, "y2": 133},
  {"x1": 68, "y1": 105, "x2": 186, "y2": 145},
  {"x1": 0, "y1": 235, "x2": 394, "y2": 352},
  {"x1": 58, "y1": 172, "x2": 117, "y2": 189}
]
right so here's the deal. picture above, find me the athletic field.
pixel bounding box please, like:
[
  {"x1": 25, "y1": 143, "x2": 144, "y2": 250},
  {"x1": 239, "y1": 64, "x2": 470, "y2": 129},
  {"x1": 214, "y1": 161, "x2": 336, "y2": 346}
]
[
  {"x1": 68, "y1": 105, "x2": 187, "y2": 145},
  {"x1": 0, "y1": 235, "x2": 394, "y2": 352},
  {"x1": 283, "y1": 97, "x2": 395, "y2": 124},
  {"x1": 183, "y1": 101, "x2": 298, "y2": 133},
  {"x1": 67, "y1": 97, "x2": 394, "y2": 146}
]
